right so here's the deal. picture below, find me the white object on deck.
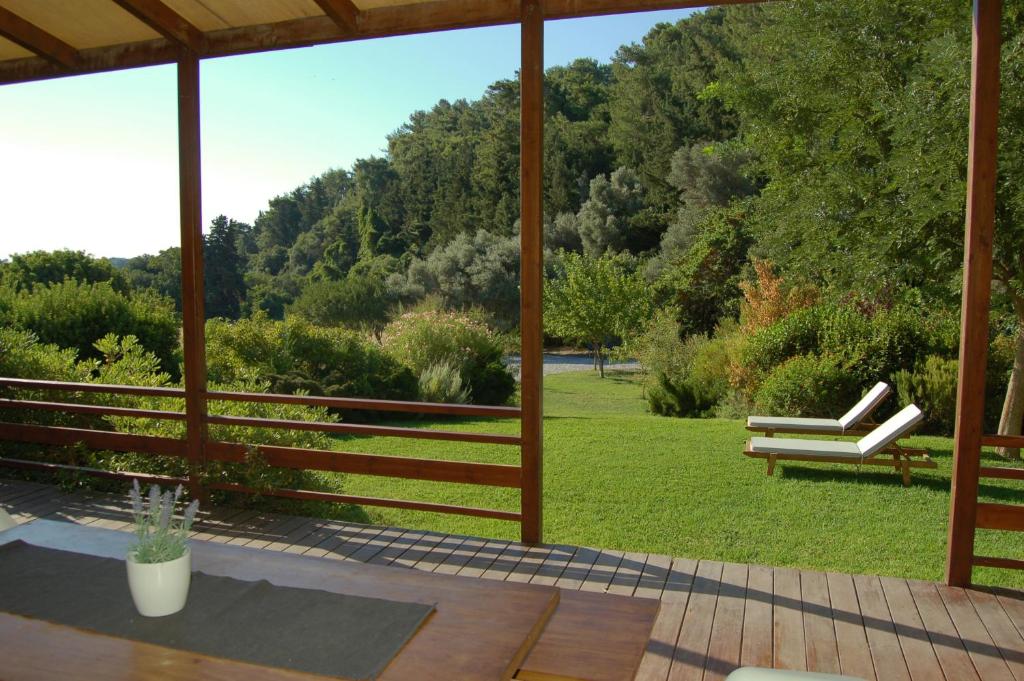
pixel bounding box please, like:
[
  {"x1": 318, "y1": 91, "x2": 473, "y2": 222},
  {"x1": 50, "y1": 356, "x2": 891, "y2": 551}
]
[
  {"x1": 0, "y1": 508, "x2": 16, "y2": 532},
  {"x1": 726, "y1": 667, "x2": 866, "y2": 680}
]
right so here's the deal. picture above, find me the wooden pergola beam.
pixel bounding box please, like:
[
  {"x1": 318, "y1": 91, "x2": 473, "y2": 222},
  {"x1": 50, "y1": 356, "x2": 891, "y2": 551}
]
[
  {"x1": 519, "y1": 0, "x2": 543, "y2": 544},
  {"x1": 0, "y1": 6, "x2": 79, "y2": 69},
  {"x1": 313, "y1": 0, "x2": 361, "y2": 32},
  {"x1": 110, "y1": 0, "x2": 207, "y2": 53},
  {"x1": 946, "y1": 0, "x2": 1002, "y2": 587},
  {"x1": 0, "y1": 0, "x2": 768, "y2": 85}
]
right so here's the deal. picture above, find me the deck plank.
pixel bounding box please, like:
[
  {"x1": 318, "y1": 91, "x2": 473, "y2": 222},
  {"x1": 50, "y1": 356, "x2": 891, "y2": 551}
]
[
  {"x1": 937, "y1": 584, "x2": 1014, "y2": 681},
  {"x1": 826, "y1": 571, "x2": 876, "y2": 681},
  {"x1": 907, "y1": 580, "x2": 979, "y2": 681},
  {"x1": 667, "y1": 560, "x2": 723, "y2": 681},
  {"x1": 853, "y1": 574, "x2": 911, "y2": 681},
  {"x1": 967, "y1": 588, "x2": 1024, "y2": 681},
  {"x1": 879, "y1": 576, "x2": 945, "y2": 681},
  {"x1": 801, "y1": 569, "x2": 841, "y2": 675},
  {"x1": 704, "y1": 562, "x2": 748, "y2": 681},
  {"x1": 740, "y1": 565, "x2": 773, "y2": 670},
  {"x1": 773, "y1": 567, "x2": 806, "y2": 671}
]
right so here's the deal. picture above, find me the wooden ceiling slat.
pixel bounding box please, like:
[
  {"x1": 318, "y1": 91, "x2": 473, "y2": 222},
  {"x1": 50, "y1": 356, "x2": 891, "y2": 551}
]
[
  {"x1": 314, "y1": 0, "x2": 360, "y2": 31},
  {"x1": 0, "y1": 0, "x2": 767, "y2": 86},
  {"x1": 0, "y1": 5, "x2": 79, "y2": 69},
  {"x1": 110, "y1": 0, "x2": 207, "y2": 52}
]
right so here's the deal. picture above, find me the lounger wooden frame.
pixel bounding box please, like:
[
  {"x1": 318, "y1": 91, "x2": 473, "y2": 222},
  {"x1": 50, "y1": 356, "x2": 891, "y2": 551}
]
[{"x1": 743, "y1": 440, "x2": 936, "y2": 486}]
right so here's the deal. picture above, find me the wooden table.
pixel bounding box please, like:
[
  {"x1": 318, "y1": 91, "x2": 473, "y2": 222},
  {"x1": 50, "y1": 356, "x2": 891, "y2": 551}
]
[{"x1": 0, "y1": 521, "x2": 658, "y2": 681}]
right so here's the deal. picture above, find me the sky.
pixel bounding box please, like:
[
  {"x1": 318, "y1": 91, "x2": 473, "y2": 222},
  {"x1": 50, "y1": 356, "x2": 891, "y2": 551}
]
[{"x1": 0, "y1": 9, "x2": 696, "y2": 260}]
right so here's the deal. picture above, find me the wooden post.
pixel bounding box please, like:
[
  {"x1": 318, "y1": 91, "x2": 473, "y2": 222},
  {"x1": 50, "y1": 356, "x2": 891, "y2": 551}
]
[
  {"x1": 519, "y1": 0, "x2": 544, "y2": 544},
  {"x1": 177, "y1": 50, "x2": 208, "y2": 501},
  {"x1": 946, "y1": 0, "x2": 1002, "y2": 587}
]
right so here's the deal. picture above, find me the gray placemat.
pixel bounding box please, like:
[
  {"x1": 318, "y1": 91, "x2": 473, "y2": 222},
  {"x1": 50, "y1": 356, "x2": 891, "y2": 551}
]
[{"x1": 0, "y1": 540, "x2": 434, "y2": 680}]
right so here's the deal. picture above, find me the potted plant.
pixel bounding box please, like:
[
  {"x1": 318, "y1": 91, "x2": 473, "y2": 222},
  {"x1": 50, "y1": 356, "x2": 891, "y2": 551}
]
[{"x1": 126, "y1": 480, "x2": 200, "y2": 617}]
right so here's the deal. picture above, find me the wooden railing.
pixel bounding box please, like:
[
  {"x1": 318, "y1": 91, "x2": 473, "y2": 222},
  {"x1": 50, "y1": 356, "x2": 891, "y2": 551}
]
[
  {"x1": 0, "y1": 376, "x2": 525, "y2": 527},
  {"x1": 971, "y1": 433, "x2": 1024, "y2": 572}
]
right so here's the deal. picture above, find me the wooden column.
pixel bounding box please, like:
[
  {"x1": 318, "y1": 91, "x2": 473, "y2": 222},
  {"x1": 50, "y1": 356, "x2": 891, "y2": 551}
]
[
  {"x1": 946, "y1": 0, "x2": 1002, "y2": 587},
  {"x1": 177, "y1": 50, "x2": 208, "y2": 500},
  {"x1": 519, "y1": 0, "x2": 544, "y2": 544}
]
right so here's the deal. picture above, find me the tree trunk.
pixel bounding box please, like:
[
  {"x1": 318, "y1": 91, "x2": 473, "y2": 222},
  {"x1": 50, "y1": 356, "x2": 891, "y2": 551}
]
[
  {"x1": 598, "y1": 348, "x2": 605, "y2": 378},
  {"x1": 997, "y1": 299, "x2": 1024, "y2": 460}
]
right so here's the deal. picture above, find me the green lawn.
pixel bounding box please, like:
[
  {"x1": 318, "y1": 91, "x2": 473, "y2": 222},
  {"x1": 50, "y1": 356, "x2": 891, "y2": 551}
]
[{"x1": 321, "y1": 370, "x2": 1024, "y2": 588}]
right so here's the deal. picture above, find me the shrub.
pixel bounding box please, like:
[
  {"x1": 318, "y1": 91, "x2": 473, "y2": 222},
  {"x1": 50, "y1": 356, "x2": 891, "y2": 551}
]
[
  {"x1": 206, "y1": 316, "x2": 418, "y2": 416},
  {"x1": 418, "y1": 362, "x2": 470, "y2": 404},
  {"x1": 381, "y1": 311, "x2": 515, "y2": 405},
  {"x1": 895, "y1": 356, "x2": 958, "y2": 435},
  {"x1": 647, "y1": 372, "x2": 701, "y2": 417},
  {"x1": 753, "y1": 354, "x2": 861, "y2": 418},
  {"x1": 0, "y1": 280, "x2": 180, "y2": 378}
]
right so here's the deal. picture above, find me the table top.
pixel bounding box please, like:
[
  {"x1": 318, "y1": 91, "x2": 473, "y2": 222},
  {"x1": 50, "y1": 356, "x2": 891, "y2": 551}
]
[{"x1": 0, "y1": 520, "x2": 559, "y2": 681}]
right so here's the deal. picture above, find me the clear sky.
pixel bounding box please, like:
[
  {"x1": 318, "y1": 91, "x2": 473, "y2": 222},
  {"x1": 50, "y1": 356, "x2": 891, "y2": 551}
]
[{"x1": 0, "y1": 9, "x2": 696, "y2": 260}]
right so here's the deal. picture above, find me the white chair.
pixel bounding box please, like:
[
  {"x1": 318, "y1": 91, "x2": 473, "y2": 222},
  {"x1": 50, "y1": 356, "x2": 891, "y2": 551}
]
[
  {"x1": 744, "y1": 405, "x2": 934, "y2": 486},
  {"x1": 746, "y1": 382, "x2": 891, "y2": 436}
]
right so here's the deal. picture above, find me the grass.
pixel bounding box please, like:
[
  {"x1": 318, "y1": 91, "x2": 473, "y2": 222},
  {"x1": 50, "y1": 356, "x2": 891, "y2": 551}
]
[{"x1": 320, "y1": 370, "x2": 1024, "y2": 588}]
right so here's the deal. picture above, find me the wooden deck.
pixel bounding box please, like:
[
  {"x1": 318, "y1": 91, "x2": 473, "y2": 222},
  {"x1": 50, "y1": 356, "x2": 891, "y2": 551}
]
[{"x1": 3, "y1": 477, "x2": 1024, "y2": 681}]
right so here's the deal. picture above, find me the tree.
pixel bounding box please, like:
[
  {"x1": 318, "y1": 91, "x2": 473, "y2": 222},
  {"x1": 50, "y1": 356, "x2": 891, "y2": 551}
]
[
  {"x1": 544, "y1": 252, "x2": 653, "y2": 377},
  {"x1": 204, "y1": 215, "x2": 248, "y2": 320},
  {"x1": 720, "y1": 0, "x2": 1024, "y2": 455},
  {"x1": 122, "y1": 247, "x2": 182, "y2": 310},
  {"x1": 1, "y1": 250, "x2": 127, "y2": 293},
  {"x1": 287, "y1": 275, "x2": 394, "y2": 338},
  {"x1": 576, "y1": 167, "x2": 645, "y2": 257}
]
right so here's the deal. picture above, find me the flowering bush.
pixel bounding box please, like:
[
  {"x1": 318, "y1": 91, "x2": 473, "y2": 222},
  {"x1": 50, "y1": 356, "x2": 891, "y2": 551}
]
[
  {"x1": 381, "y1": 311, "x2": 515, "y2": 405},
  {"x1": 129, "y1": 481, "x2": 199, "y2": 564}
]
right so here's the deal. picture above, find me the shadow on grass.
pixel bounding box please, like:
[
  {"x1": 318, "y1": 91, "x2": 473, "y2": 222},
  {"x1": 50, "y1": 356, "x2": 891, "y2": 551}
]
[{"x1": 775, "y1": 466, "x2": 1022, "y2": 501}]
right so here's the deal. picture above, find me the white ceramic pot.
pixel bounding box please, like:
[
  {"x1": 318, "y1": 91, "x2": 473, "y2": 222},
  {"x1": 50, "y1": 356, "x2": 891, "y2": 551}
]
[{"x1": 126, "y1": 547, "x2": 191, "y2": 617}]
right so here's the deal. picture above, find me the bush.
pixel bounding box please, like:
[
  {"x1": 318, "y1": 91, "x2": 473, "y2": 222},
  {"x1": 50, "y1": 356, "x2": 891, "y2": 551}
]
[
  {"x1": 206, "y1": 316, "x2": 418, "y2": 417},
  {"x1": 753, "y1": 354, "x2": 861, "y2": 418},
  {"x1": 0, "y1": 280, "x2": 180, "y2": 378},
  {"x1": 895, "y1": 356, "x2": 958, "y2": 435},
  {"x1": 381, "y1": 311, "x2": 515, "y2": 405},
  {"x1": 418, "y1": 362, "x2": 470, "y2": 404},
  {"x1": 741, "y1": 302, "x2": 958, "y2": 404}
]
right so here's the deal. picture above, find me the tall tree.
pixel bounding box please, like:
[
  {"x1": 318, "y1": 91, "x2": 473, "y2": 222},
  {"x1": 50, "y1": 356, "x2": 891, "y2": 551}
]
[{"x1": 204, "y1": 215, "x2": 248, "y2": 319}]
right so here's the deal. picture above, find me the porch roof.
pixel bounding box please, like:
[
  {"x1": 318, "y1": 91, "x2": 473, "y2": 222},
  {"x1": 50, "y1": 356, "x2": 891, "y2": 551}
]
[{"x1": 0, "y1": 0, "x2": 742, "y2": 85}]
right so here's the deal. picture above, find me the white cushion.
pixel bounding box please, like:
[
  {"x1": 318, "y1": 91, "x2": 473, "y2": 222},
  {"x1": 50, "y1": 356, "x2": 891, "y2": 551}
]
[
  {"x1": 747, "y1": 416, "x2": 844, "y2": 433},
  {"x1": 857, "y1": 404, "x2": 923, "y2": 457},
  {"x1": 838, "y1": 382, "x2": 891, "y2": 430},
  {"x1": 749, "y1": 437, "x2": 862, "y2": 459}
]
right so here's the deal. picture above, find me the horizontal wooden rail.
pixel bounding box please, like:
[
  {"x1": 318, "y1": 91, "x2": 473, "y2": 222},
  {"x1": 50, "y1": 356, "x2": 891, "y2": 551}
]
[
  {"x1": 0, "y1": 456, "x2": 188, "y2": 487},
  {"x1": 975, "y1": 503, "x2": 1024, "y2": 532},
  {"x1": 0, "y1": 422, "x2": 187, "y2": 457},
  {"x1": 206, "y1": 414, "x2": 520, "y2": 446},
  {"x1": 206, "y1": 389, "x2": 522, "y2": 419},
  {"x1": 972, "y1": 555, "x2": 1024, "y2": 570},
  {"x1": 0, "y1": 398, "x2": 186, "y2": 421},
  {"x1": 206, "y1": 441, "x2": 521, "y2": 487},
  {"x1": 981, "y1": 434, "x2": 1024, "y2": 448},
  {"x1": 208, "y1": 482, "x2": 521, "y2": 521},
  {"x1": 979, "y1": 466, "x2": 1024, "y2": 481},
  {"x1": 0, "y1": 377, "x2": 184, "y2": 398}
]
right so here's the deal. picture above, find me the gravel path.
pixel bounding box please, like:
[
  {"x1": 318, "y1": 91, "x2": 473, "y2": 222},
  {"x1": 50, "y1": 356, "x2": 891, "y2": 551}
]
[{"x1": 503, "y1": 352, "x2": 640, "y2": 380}]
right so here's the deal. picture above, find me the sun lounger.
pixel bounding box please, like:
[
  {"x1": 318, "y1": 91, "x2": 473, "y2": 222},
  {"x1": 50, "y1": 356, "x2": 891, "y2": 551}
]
[
  {"x1": 746, "y1": 382, "x2": 891, "y2": 436},
  {"x1": 744, "y1": 404, "x2": 935, "y2": 486}
]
